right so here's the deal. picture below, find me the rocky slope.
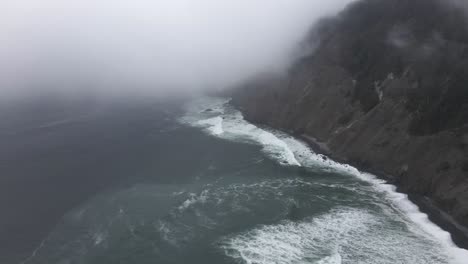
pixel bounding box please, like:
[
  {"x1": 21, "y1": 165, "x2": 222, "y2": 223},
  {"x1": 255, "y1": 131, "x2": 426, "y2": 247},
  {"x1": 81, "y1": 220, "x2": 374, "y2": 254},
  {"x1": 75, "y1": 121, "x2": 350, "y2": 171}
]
[{"x1": 231, "y1": 0, "x2": 468, "y2": 247}]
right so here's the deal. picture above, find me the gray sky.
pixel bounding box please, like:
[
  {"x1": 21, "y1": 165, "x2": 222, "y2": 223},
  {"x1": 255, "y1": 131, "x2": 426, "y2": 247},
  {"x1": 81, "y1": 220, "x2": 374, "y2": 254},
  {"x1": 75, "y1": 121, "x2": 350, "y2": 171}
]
[{"x1": 0, "y1": 0, "x2": 354, "y2": 99}]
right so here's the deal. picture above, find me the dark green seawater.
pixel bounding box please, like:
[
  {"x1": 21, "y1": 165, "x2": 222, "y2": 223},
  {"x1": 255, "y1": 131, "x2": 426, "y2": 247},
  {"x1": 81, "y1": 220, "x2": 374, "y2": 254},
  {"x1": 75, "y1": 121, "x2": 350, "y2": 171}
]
[{"x1": 5, "y1": 97, "x2": 468, "y2": 264}]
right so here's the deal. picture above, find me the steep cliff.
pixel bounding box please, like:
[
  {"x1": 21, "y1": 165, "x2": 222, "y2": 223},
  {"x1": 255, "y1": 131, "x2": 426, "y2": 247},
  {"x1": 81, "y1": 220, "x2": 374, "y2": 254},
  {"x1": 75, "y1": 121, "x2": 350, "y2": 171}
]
[{"x1": 231, "y1": 0, "x2": 468, "y2": 246}]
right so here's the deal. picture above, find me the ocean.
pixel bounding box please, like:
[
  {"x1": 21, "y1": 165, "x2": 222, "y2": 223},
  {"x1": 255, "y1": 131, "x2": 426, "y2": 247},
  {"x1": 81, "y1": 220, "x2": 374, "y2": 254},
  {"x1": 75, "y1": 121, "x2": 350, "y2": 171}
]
[{"x1": 3, "y1": 96, "x2": 468, "y2": 264}]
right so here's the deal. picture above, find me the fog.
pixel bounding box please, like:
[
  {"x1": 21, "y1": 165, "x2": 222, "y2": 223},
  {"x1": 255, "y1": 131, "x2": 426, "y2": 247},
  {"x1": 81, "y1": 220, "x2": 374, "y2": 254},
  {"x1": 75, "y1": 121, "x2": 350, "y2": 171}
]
[
  {"x1": 449, "y1": 0, "x2": 468, "y2": 17},
  {"x1": 0, "y1": 0, "x2": 354, "y2": 100}
]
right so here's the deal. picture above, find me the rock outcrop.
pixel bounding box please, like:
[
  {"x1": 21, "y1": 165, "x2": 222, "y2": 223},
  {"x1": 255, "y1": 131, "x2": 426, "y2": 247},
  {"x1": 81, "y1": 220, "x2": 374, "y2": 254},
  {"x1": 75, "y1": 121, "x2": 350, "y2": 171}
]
[{"x1": 231, "y1": 0, "x2": 468, "y2": 246}]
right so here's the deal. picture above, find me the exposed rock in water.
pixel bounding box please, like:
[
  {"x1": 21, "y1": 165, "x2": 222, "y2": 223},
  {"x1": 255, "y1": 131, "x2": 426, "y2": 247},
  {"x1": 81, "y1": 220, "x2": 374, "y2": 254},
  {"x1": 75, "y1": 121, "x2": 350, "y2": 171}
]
[{"x1": 231, "y1": 0, "x2": 468, "y2": 247}]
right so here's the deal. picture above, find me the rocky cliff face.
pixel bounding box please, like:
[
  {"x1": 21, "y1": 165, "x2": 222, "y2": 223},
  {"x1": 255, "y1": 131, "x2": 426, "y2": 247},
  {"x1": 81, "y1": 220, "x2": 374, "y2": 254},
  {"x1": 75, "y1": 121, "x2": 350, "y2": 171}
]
[{"x1": 231, "y1": 0, "x2": 468, "y2": 245}]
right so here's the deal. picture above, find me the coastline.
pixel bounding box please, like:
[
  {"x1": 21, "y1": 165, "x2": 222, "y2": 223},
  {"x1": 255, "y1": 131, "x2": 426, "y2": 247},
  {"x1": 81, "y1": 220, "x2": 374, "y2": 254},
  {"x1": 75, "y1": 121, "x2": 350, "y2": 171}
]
[
  {"x1": 224, "y1": 0, "x2": 468, "y2": 253},
  {"x1": 296, "y1": 132, "x2": 468, "y2": 250},
  {"x1": 230, "y1": 103, "x2": 468, "y2": 250}
]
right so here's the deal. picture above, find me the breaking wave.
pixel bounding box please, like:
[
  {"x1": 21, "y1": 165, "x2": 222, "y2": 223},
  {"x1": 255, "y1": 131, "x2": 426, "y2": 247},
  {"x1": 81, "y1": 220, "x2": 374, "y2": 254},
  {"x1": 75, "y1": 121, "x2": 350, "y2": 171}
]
[
  {"x1": 278, "y1": 134, "x2": 468, "y2": 264},
  {"x1": 219, "y1": 207, "x2": 453, "y2": 264},
  {"x1": 197, "y1": 116, "x2": 224, "y2": 135},
  {"x1": 182, "y1": 96, "x2": 468, "y2": 264},
  {"x1": 180, "y1": 97, "x2": 300, "y2": 166}
]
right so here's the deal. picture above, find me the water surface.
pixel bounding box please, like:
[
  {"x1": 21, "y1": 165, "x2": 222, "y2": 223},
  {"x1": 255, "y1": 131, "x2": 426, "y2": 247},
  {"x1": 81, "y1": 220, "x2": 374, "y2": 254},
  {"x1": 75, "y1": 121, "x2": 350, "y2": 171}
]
[{"x1": 13, "y1": 97, "x2": 468, "y2": 264}]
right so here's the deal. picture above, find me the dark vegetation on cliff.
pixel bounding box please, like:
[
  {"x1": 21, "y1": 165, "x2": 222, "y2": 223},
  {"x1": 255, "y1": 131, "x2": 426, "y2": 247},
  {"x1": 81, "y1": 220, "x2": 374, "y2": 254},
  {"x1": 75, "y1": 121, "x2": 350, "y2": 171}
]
[
  {"x1": 232, "y1": 0, "x2": 468, "y2": 245},
  {"x1": 310, "y1": 0, "x2": 468, "y2": 135}
]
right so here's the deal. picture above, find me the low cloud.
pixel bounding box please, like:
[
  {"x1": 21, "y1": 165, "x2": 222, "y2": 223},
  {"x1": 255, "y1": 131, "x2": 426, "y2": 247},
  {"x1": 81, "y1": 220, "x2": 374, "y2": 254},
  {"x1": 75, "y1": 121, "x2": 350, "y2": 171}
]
[{"x1": 0, "y1": 0, "x2": 354, "y2": 99}]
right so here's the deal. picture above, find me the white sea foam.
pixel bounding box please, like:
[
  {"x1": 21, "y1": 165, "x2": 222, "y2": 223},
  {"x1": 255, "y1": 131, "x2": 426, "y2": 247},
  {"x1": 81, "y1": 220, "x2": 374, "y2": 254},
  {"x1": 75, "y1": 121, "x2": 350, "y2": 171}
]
[
  {"x1": 220, "y1": 208, "x2": 386, "y2": 264},
  {"x1": 180, "y1": 97, "x2": 300, "y2": 166},
  {"x1": 316, "y1": 253, "x2": 342, "y2": 264},
  {"x1": 175, "y1": 179, "x2": 310, "y2": 216},
  {"x1": 178, "y1": 190, "x2": 210, "y2": 211},
  {"x1": 280, "y1": 133, "x2": 468, "y2": 264},
  {"x1": 93, "y1": 232, "x2": 106, "y2": 246},
  {"x1": 197, "y1": 116, "x2": 224, "y2": 135},
  {"x1": 220, "y1": 207, "x2": 458, "y2": 264},
  {"x1": 182, "y1": 96, "x2": 468, "y2": 263},
  {"x1": 221, "y1": 112, "x2": 300, "y2": 166}
]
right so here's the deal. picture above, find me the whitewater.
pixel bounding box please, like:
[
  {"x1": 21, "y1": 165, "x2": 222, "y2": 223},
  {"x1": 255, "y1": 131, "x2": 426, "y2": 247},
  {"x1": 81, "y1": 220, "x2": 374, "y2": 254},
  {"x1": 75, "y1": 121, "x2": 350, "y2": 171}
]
[
  {"x1": 19, "y1": 96, "x2": 468, "y2": 264},
  {"x1": 181, "y1": 97, "x2": 468, "y2": 264}
]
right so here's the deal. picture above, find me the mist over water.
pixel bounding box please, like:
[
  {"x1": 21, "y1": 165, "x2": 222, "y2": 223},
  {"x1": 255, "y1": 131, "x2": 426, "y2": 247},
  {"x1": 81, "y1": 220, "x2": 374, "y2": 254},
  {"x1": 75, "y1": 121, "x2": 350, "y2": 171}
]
[
  {"x1": 0, "y1": 0, "x2": 354, "y2": 99},
  {"x1": 4, "y1": 1, "x2": 468, "y2": 264}
]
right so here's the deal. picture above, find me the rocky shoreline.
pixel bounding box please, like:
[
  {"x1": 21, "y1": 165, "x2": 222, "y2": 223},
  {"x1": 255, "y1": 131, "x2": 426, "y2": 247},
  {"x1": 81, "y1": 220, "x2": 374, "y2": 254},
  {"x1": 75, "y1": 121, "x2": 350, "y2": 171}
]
[
  {"x1": 234, "y1": 109, "x2": 468, "y2": 249},
  {"x1": 297, "y1": 133, "x2": 468, "y2": 249},
  {"x1": 230, "y1": 0, "x2": 468, "y2": 250}
]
